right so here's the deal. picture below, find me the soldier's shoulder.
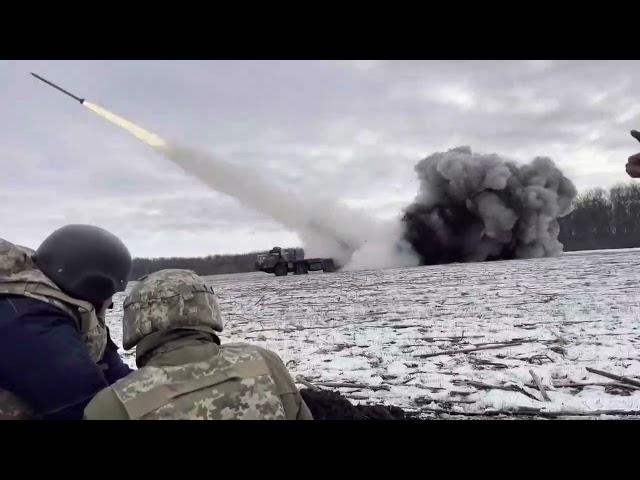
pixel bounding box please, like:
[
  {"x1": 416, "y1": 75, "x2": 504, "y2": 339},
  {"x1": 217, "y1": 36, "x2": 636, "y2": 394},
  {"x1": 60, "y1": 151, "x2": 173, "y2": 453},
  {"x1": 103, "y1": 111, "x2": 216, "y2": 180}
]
[
  {"x1": 0, "y1": 295, "x2": 77, "y2": 328},
  {"x1": 255, "y1": 346, "x2": 286, "y2": 365},
  {"x1": 85, "y1": 366, "x2": 167, "y2": 420},
  {"x1": 221, "y1": 343, "x2": 301, "y2": 401},
  {"x1": 235, "y1": 345, "x2": 298, "y2": 391},
  {"x1": 223, "y1": 342, "x2": 283, "y2": 362},
  {"x1": 112, "y1": 365, "x2": 167, "y2": 393}
]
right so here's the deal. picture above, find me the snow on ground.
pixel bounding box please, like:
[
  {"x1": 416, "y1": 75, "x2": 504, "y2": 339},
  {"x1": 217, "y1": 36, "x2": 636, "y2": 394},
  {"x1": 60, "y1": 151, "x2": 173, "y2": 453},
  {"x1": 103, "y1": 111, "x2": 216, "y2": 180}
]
[{"x1": 106, "y1": 248, "x2": 640, "y2": 419}]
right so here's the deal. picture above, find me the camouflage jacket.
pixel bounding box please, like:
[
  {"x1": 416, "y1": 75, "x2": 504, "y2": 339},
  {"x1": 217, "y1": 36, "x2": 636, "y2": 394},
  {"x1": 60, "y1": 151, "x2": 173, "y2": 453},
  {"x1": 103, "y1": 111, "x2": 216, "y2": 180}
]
[
  {"x1": 0, "y1": 238, "x2": 108, "y2": 419},
  {"x1": 84, "y1": 330, "x2": 313, "y2": 420}
]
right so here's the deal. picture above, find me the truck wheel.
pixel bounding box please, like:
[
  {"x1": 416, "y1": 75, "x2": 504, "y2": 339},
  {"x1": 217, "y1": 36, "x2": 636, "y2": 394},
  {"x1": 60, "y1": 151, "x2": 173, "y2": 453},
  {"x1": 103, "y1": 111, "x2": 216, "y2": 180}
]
[
  {"x1": 322, "y1": 260, "x2": 336, "y2": 273},
  {"x1": 295, "y1": 263, "x2": 309, "y2": 275},
  {"x1": 274, "y1": 263, "x2": 288, "y2": 276}
]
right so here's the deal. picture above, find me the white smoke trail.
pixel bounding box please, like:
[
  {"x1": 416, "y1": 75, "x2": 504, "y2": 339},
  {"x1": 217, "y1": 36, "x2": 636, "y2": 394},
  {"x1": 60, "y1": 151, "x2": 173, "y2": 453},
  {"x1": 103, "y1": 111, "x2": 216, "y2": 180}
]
[
  {"x1": 82, "y1": 101, "x2": 397, "y2": 267},
  {"x1": 160, "y1": 144, "x2": 372, "y2": 264}
]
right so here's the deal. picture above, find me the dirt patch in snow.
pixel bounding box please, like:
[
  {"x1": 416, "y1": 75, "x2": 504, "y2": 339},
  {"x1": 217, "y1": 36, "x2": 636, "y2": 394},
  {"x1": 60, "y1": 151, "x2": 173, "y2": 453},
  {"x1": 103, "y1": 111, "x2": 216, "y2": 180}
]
[{"x1": 300, "y1": 388, "x2": 406, "y2": 420}]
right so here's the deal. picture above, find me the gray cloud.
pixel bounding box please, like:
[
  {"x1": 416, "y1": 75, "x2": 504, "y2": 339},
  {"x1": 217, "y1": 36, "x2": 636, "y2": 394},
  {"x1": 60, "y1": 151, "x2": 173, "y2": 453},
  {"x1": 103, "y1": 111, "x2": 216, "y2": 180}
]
[{"x1": 1, "y1": 60, "x2": 638, "y2": 257}]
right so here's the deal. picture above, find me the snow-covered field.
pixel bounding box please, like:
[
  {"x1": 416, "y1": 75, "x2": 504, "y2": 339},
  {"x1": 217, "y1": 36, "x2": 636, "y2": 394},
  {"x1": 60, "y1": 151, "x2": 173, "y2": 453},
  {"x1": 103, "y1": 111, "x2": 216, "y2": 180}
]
[{"x1": 106, "y1": 248, "x2": 640, "y2": 419}]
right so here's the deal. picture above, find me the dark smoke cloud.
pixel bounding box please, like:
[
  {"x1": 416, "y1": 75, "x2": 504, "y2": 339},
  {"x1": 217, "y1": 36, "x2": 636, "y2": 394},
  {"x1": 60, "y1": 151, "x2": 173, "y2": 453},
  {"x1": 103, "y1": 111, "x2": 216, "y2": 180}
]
[{"x1": 402, "y1": 146, "x2": 577, "y2": 265}]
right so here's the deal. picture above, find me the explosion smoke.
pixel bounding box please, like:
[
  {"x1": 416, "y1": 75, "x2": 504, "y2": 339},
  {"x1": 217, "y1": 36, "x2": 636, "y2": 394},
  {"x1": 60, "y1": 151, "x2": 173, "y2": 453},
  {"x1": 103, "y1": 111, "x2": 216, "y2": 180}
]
[{"x1": 402, "y1": 146, "x2": 578, "y2": 265}]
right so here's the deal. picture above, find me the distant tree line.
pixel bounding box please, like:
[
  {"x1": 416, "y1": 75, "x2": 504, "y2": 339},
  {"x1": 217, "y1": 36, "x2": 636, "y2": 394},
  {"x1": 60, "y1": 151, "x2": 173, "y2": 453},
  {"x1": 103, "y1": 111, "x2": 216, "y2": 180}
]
[
  {"x1": 559, "y1": 182, "x2": 640, "y2": 251},
  {"x1": 129, "y1": 252, "x2": 262, "y2": 280}
]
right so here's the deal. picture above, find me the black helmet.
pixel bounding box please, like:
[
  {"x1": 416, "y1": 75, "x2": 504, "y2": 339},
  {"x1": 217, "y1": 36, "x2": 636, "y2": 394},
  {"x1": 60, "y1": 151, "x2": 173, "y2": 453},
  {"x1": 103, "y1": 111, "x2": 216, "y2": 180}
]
[{"x1": 34, "y1": 224, "x2": 132, "y2": 305}]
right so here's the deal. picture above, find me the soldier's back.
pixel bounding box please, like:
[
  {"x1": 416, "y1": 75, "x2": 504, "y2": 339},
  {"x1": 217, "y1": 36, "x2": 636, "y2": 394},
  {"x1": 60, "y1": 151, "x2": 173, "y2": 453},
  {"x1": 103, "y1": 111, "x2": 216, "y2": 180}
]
[{"x1": 85, "y1": 343, "x2": 308, "y2": 420}]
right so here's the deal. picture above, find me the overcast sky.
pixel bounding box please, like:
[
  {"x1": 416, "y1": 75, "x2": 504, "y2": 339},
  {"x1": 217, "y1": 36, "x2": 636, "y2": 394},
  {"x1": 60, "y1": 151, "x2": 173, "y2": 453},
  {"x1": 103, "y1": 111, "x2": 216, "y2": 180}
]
[{"x1": 1, "y1": 60, "x2": 639, "y2": 258}]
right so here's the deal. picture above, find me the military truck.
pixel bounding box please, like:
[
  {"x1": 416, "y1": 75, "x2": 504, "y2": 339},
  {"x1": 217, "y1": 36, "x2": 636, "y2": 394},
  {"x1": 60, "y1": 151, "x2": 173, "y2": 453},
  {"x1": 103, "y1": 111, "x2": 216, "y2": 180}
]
[{"x1": 255, "y1": 247, "x2": 336, "y2": 276}]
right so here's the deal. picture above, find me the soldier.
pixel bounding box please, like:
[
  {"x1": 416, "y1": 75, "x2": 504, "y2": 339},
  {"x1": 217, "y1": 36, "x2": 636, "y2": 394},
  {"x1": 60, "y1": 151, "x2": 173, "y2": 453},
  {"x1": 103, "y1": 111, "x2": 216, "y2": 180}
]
[
  {"x1": 625, "y1": 130, "x2": 640, "y2": 178},
  {"x1": 0, "y1": 224, "x2": 133, "y2": 419},
  {"x1": 84, "y1": 269, "x2": 313, "y2": 420}
]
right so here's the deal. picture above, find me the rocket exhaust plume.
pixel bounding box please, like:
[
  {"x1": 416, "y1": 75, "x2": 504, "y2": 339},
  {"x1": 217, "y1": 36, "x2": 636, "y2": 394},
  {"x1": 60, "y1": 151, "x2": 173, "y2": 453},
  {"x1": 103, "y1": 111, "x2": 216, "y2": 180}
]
[{"x1": 82, "y1": 102, "x2": 167, "y2": 148}]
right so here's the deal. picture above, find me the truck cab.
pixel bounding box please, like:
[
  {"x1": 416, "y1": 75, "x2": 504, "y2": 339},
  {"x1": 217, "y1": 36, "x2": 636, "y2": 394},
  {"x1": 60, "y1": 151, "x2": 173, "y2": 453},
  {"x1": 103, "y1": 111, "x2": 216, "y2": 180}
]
[{"x1": 255, "y1": 246, "x2": 335, "y2": 276}]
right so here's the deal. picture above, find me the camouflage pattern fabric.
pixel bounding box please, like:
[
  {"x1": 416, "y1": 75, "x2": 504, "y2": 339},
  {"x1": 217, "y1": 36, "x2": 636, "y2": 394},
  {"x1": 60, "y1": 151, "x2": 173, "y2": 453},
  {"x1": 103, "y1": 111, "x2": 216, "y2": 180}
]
[
  {"x1": 109, "y1": 344, "x2": 286, "y2": 420},
  {"x1": 0, "y1": 238, "x2": 108, "y2": 419},
  {"x1": 123, "y1": 269, "x2": 223, "y2": 350}
]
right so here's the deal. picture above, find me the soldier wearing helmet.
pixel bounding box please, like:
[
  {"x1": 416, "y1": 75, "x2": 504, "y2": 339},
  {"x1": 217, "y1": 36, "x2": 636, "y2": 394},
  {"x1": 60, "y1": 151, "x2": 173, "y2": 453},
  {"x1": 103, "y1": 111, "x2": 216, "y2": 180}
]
[
  {"x1": 84, "y1": 269, "x2": 313, "y2": 420},
  {"x1": 0, "y1": 224, "x2": 133, "y2": 419}
]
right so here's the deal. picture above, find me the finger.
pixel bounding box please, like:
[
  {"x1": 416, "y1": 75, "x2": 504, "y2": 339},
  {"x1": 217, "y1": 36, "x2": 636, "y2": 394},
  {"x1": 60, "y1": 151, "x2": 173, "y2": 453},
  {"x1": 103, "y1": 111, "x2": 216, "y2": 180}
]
[
  {"x1": 626, "y1": 163, "x2": 640, "y2": 177},
  {"x1": 626, "y1": 165, "x2": 640, "y2": 177},
  {"x1": 632, "y1": 130, "x2": 640, "y2": 143}
]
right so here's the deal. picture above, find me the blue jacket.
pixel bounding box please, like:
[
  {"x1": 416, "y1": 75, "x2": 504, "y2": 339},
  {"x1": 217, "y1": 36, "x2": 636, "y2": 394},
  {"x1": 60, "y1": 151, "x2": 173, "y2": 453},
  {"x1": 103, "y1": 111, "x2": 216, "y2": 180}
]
[{"x1": 0, "y1": 295, "x2": 133, "y2": 420}]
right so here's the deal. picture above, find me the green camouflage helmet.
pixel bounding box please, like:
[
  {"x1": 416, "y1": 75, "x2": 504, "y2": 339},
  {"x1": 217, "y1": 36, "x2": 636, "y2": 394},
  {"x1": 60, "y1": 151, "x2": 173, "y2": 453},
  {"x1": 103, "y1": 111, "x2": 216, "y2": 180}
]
[{"x1": 123, "y1": 269, "x2": 223, "y2": 350}]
